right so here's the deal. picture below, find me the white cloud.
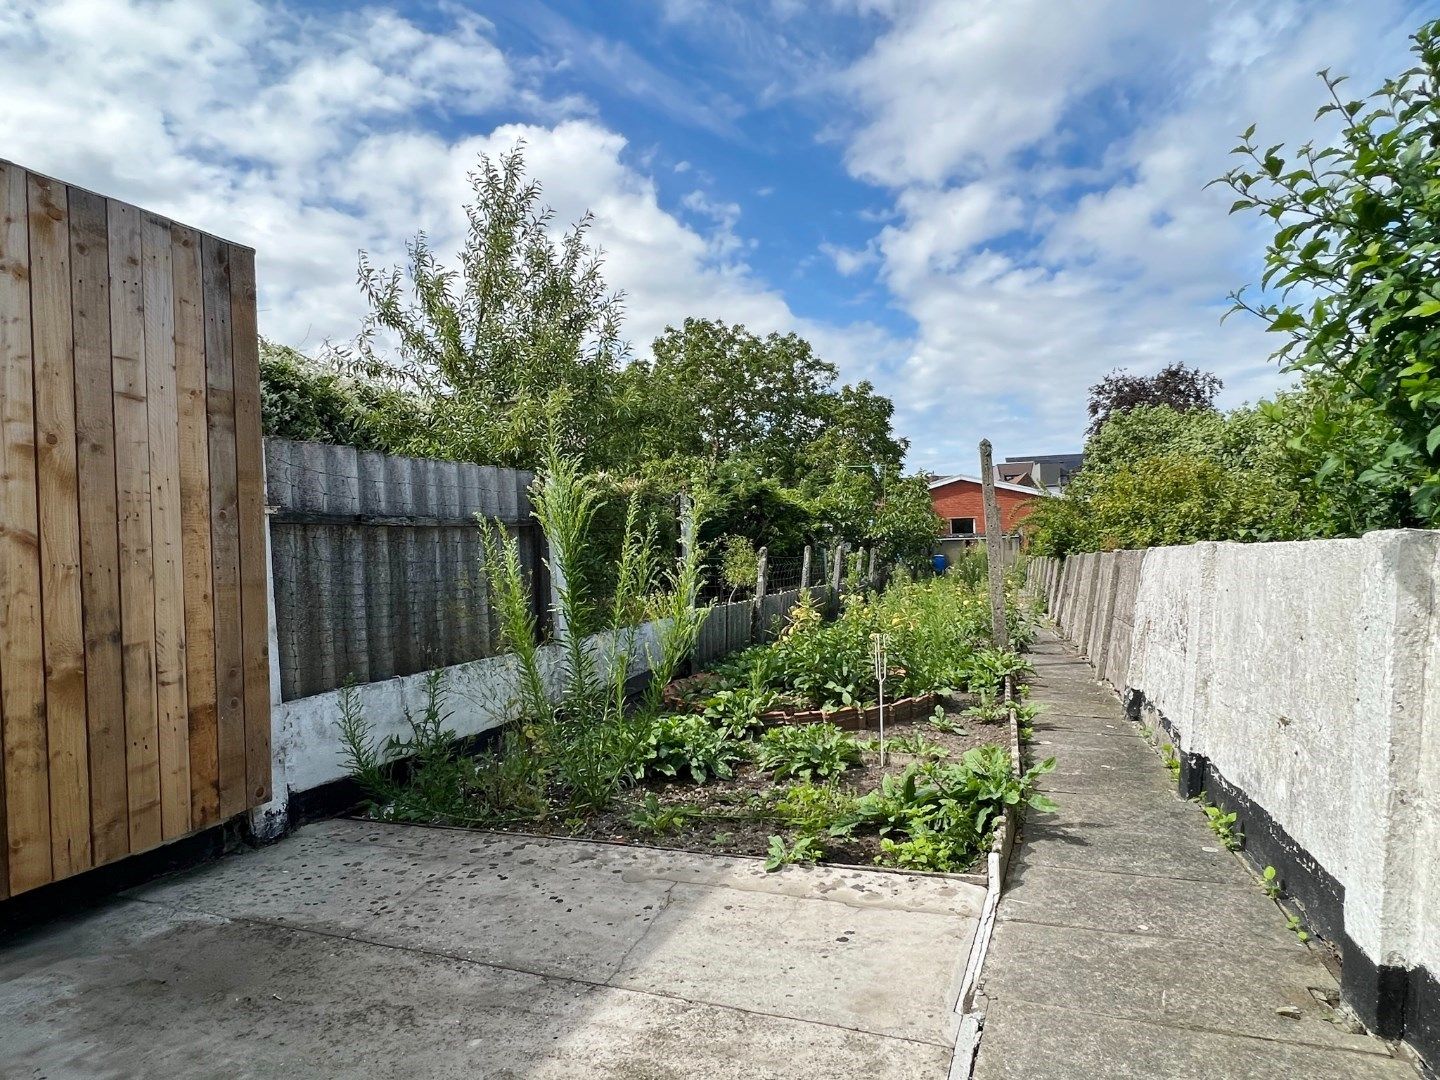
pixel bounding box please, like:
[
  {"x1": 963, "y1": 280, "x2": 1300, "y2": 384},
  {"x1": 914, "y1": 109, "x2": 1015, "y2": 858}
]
[
  {"x1": 820, "y1": 241, "x2": 875, "y2": 277},
  {"x1": 835, "y1": 0, "x2": 1429, "y2": 468},
  {"x1": 0, "y1": 0, "x2": 889, "y2": 387}
]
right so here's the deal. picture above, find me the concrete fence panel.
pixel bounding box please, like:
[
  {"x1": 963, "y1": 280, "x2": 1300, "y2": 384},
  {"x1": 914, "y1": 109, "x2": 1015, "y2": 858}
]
[{"x1": 1046, "y1": 530, "x2": 1440, "y2": 1068}]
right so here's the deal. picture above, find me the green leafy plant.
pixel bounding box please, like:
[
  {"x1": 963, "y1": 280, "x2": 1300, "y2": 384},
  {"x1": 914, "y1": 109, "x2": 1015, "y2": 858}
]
[
  {"x1": 963, "y1": 686, "x2": 1010, "y2": 724},
  {"x1": 929, "y1": 706, "x2": 970, "y2": 736},
  {"x1": 877, "y1": 831, "x2": 971, "y2": 872},
  {"x1": 1162, "y1": 744, "x2": 1181, "y2": 781},
  {"x1": 965, "y1": 648, "x2": 1032, "y2": 693},
  {"x1": 1286, "y1": 914, "x2": 1311, "y2": 944},
  {"x1": 886, "y1": 732, "x2": 948, "y2": 759},
  {"x1": 1216, "y1": 21, "x2": 1440, "y2": 523},
  {"x1": 764, "y1": 833, "x2": 824, "y2": 872},
  {"x1": 774, "y1": 782, "x2": 858, "y2": 834},
  {"x1": 336, "y1": 671, "x2": 475, "y2": 823},
  {"x1": 1202, "y1": 802, "x2": 1241, "y2": 851},
  {"x1": 1261, "y1": 865, "x2": 1281, "y2": 899},
  {"x1": 628, "y1": 794, "x2": 694, "y2": 835},
  {"x1": 756, "y1": 723, "x2": 862, "y2": 781},
  {"x1": 635, "y1": 714, "x2": 749, "y2": 785}
]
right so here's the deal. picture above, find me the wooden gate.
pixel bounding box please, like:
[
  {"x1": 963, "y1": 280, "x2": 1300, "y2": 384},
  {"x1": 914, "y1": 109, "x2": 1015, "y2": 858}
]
[{"x1": 0, "y1": 160, "x2": 270, "y2": 898}]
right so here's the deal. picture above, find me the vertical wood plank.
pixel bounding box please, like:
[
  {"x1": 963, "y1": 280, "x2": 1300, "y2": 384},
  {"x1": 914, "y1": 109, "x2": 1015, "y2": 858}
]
[
  {"x1": 108, "y1": 199, "x2": 161, "y2": 851},
  {"x1": 29, "y1": 173, "x2": 92, "y2": 878},
  {"x1": 172, "y1": 224, "x2": 218, "y2": 825},
  {"x1": 0, "y1": 162, "x2": 47, "y2": 895},
  {"x1": 202, "y1": 235, "x2": 246, "y2": 818},
  {"x1": 69, "y1": 187, "x2": 128, "y2": 865},
  {"x1": 142, "y1": 212, "x2": 190, "y2": 839},
  {"x1": 228, "y1": 246, "x2": 270, "y2": 804}
]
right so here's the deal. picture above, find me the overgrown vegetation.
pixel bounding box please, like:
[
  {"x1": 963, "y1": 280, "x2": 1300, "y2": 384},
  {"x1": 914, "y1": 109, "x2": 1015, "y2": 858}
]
[
  {"x1": 259, "y1": 146, "x2": 941, "y2": 568},
  {"x1": 338, "y1": 456, "x2": 1046, "y2": 875}
]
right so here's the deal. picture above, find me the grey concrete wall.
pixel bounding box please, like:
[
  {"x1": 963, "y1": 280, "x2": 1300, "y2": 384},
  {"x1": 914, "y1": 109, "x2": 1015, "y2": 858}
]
[{"x1": 1038, "y1": 532, "x2": 1440, "y2": 1063}]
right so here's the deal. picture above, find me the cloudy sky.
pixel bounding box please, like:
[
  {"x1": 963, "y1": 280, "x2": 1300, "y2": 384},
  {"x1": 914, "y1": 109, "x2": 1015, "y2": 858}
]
[{"x1": 2, "y1": 0, "x2": 1435, "y2": 471}]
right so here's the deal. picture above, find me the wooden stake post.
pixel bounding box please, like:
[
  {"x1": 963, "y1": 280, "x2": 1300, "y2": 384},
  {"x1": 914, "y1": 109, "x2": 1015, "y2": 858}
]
[{"x1": 979, "y1": 440, "x2": 1010, "y2": 653}]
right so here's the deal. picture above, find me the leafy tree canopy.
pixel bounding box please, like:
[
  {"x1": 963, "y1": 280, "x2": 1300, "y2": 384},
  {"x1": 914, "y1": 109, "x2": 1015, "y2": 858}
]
[
  {"x1": 1086, "y1": 362, "x2": 1223, "y2": 436},
  {"x1": 263, "y1": 146, "x2": 933, "y2": 564},
  {"x1": 1215, "y1": 19, "x2": 1440, "y2": 522},
  {"x1": 336, "y1": 144, "x2": 629, "y2": 470}
]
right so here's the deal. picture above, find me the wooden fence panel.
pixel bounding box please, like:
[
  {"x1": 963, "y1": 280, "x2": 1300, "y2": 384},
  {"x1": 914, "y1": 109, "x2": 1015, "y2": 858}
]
[
  {"x1": 30, "y1": 174, "x2": 91, "y2": 879},
  {"x1": 70, "y1": 187, "x2": 128, "y2": 866},
  {"x1": 0, "y1": 160, "x2": 269, "y2": 896},
  {"x1": 0, "y1": 161, "x2": 48, "y2": 897}
]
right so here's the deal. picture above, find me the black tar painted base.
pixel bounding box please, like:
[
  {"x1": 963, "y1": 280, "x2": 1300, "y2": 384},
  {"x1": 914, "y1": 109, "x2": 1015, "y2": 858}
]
[{"x1": 1126, "y1": 689, "x2": 1436, "y2": 1073}]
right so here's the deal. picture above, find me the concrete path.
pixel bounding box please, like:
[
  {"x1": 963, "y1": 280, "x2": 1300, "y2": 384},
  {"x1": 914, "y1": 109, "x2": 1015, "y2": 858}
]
[
  {"x1": 971, "y1": 630, "x2": 1418, "y2": 1080},
  {"x1": 1, "y1": 819, "x2": 985, "y2": 1078}
]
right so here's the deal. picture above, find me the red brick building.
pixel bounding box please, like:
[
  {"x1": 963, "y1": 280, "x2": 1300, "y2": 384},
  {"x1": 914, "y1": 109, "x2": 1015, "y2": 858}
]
[{"x1": 928, "y1": 474, "x2": 1043, "y2": 538}]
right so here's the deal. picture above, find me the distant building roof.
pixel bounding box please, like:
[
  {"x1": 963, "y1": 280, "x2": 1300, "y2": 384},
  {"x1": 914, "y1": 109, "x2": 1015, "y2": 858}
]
[
  {"x1": 1006, "y1": 453, "x2": 1084, "y2": 472},
  {"x1": 927, "y1": 473, "x2": 1048, "y2": 497}
]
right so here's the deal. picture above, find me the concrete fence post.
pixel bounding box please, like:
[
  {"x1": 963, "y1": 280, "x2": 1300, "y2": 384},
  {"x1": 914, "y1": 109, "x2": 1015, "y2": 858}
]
[
  {"x1": 800, "y1": 543, "x2": 812, "y2": 590},
  {"x1": 1341, "y1": 530, "x2": 1440, "y2": 1037}
]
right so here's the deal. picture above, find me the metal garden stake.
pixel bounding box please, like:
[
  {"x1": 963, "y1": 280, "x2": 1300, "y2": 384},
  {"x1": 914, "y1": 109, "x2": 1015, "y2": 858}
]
[{"x1": 872, "y1": 632, "x2": 888, "y2": 767}]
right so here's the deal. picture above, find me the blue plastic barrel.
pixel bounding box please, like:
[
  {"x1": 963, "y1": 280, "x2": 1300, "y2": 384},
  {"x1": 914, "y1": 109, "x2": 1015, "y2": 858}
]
[{"x1": 931, "y1": 553, "x2": 948, "y2": 574}]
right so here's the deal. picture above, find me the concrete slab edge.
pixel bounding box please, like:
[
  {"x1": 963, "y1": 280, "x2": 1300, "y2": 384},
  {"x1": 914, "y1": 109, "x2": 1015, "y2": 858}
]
[{"x1": 948, "y1": 658, "x2": 1028, "y2": 1076}]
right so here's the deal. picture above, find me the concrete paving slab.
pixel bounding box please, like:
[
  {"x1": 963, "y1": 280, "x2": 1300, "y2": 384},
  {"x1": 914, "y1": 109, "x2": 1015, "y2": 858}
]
[
  {"x1": 1024, "y1": 788, "x2": 1216, "y2": 831},
  {"x1": 609, "y1": 876, "x2": 974, "y2": 1044},
  {"x1": 997, "y1": 861, "x2": 1289, "y2": 949},
  {"x1": 981, "y1": 919, "x2": 1386, "y2": 1054},
  {"x1": 5, "y1": 821, "x2": 981, "y2": 1078},
  {"x1": 1038, "y1": 741, "x2": 1161, "y2": 773},
  {"x1": 973, "y1": 1002, "x2": 1416, "y2": 1080},
  {"x1": 1028, "y1": 726, "x2": 1145, "y2": 753},
  {"x1": 0, "y1": 901, "x2": 952, "y2": 1079},
  {"x1": 350, "y1": 840, "x2": 685, "y2": 983},
  {"x1": 1036, "y1": 763, "x2": 1175, "y2": 798},
  {"x1": 1020, "y1": 820, "x2": 1253, "y2": 884},
  {"x1": 125, "y1": 833, "x2": 456, "y2": 935},
  {"x1": 1030, "y1": 712, "x2": 1136, "y2": 735}
]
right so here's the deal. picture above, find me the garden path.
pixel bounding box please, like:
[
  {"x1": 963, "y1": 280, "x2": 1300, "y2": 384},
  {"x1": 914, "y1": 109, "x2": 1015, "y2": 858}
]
[
  {"x1": 1, "y1": 821, "x2": 984, "y2": 1078},
  {"x1": 969, "y1": 631, "x2": 1419, "y2": 1079}
]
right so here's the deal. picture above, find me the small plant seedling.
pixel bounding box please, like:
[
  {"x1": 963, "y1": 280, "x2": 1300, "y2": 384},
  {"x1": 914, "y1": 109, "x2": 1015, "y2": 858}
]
[
  {"x1": 1286, "y1": 914, "x2": 1311, "y2": 943},
  {"x1": 627, "y1": 794, "x2": 693, "y2": 835},
  {"x1": 929, "y1": 706, "x2": 969, "y2": 736},
  {"x1": 1261, "y1": 865, "x2": 1280, "y2": 898},
  {"x1": 1161, "y1": 744, "x2": 1181, "y2": 780},
  {"x1": 764, "y1": 834, "x2": 824, "y2": 872},
  {"x1": 1201, "y1": 802, "x2": 1241, "y2": 851}
]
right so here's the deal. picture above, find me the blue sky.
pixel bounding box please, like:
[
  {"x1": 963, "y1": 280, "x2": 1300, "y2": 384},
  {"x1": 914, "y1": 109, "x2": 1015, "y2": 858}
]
[{"x1": 3, "y1": 0, "x2": 1437, "y2": 471}]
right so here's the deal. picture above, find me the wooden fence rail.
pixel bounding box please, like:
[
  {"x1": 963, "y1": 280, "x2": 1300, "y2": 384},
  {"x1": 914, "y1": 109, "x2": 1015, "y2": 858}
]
[{"x1": 0, "y1": 160, "x2": 270, "y2": 898}]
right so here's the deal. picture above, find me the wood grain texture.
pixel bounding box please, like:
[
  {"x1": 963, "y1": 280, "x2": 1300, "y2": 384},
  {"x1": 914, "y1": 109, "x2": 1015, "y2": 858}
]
[
  {"x1": 0, "y1": 161, "x2": 47, "y2": 896},
  {"x1": 229, "y1": 248, "x2": 270, "y2": 804},
  {"x1": 172, "y1": 225, "x2": 219, "y2": 826},
  {"x1": 28, "y1": 173, "x2": 92, "y2": 879},
  {"x1": 142, "y1": 212, "x2": 190, "y2": 839},
  {"x1": 68, "y1": 186, "x2": 128, "y2": 865},
  {"x1": 108, "y1": 199, "x2": 161, "y2": 851},
  {"x1": 0, "y1": 162, "x2": 267, "y2": 894},
  {"x1": 202, "y1": 235, "x2": 246, "y2": 819}
]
